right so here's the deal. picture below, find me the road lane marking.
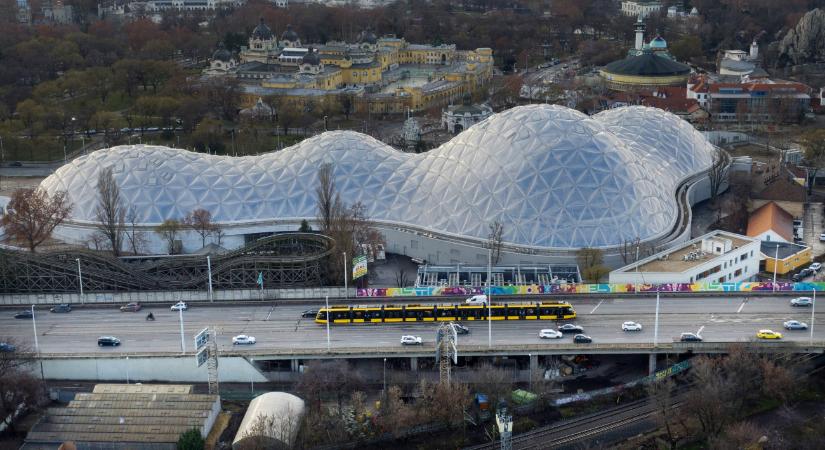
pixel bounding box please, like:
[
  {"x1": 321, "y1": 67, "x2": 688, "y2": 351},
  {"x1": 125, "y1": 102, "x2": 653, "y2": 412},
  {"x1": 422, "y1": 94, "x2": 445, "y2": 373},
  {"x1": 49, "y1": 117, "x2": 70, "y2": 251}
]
[
  {"x1": 697, "y1": 325, "x2": 705, "y2": 335},
  {"x1": 265, "y1": 305, "x2": 275, "y2": 321},
  {"x1": 737, "y1": 301, "x2": 746, "y2": 313},
  {"x1": 590, "y1": 300, "x2": 604, "y2": 314}
]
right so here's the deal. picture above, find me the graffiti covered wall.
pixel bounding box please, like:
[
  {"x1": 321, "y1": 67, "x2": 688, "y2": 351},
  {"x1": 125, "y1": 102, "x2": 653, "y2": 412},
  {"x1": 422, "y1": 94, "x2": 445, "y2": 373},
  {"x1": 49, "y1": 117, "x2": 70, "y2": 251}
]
[{"x1": 357, "y1": 282, "x2": 825, "y2": 297}]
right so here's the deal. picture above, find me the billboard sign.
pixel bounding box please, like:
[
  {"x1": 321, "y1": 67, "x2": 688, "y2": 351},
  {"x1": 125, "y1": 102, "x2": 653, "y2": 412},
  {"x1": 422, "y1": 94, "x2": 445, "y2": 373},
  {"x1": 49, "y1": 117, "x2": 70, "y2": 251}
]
[
  {"x1": 194, "y1": 327, "x2": 210, "y2": 351},
  {"x1": 352, "y1": 255, "x2": 368, "y2": 280},
  {"x1": 196, "y1": 347, "x2": 209, "y2": 368}
]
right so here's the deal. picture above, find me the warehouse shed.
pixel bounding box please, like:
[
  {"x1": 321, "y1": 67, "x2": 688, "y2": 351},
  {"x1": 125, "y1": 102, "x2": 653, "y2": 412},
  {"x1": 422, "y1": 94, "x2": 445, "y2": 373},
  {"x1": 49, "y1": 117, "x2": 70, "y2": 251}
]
[{"x1": 22, "y1": 384, "x2": 220, "y2": 450}]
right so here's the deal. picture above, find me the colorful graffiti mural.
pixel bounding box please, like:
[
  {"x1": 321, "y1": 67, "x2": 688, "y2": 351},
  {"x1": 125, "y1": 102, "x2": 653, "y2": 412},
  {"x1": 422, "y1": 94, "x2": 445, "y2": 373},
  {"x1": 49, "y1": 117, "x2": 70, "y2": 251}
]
[{"x1": 357, "y1": 282, "x2": 825, "y2": 297}]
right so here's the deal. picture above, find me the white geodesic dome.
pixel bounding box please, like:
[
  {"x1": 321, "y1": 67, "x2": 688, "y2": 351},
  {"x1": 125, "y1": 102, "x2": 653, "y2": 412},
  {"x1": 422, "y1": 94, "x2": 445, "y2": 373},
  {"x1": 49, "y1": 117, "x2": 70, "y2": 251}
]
[{"x1": 39, "y1": 105, "x2": 715, "y2": 249}]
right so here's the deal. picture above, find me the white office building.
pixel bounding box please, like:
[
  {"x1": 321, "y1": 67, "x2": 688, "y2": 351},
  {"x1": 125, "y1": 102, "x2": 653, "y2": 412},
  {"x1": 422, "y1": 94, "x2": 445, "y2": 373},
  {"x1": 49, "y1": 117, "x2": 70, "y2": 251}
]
[
  {"x1": 621, "y1": 1, "x2": 662, "y2": 17},
  {"x1": 609, "y1": 231, "x2": 761, "y2": 284}
]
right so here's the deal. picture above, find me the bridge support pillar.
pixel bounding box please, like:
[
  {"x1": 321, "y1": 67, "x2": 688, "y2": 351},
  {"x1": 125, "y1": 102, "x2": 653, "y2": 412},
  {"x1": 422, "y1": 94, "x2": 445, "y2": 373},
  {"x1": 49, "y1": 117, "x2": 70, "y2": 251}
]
[
  {"x1": 529, "y1": 354, "x2": 538, "y2": 374},
  {"x1": 648, "y1": 353, "x2": 657, "y2": 375},
  {"x1": 291, "y1": 359, "x2": 300, "y2": 372},
  {"x1": 410, "y1": 357, "x2": 418, "y2": 372}
]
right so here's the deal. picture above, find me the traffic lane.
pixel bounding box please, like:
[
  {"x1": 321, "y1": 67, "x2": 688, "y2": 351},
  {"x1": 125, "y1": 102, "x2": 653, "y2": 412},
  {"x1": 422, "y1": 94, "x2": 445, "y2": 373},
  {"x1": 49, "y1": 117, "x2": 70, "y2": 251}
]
[{"x1": 576, "y1": 295, "x2": 809, "y2": 316}]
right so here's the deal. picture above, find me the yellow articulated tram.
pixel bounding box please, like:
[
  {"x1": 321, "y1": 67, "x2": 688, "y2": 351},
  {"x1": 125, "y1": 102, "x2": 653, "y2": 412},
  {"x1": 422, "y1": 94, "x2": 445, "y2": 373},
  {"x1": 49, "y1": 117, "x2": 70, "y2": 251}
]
[{"x1": 315, "y1": 302, "x2": 576, "y2": 325}]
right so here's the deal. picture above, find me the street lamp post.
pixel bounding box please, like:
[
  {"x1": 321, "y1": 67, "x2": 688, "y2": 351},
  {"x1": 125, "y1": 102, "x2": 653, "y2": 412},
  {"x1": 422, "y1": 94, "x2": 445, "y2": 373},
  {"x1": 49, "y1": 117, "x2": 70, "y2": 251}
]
[
  {"x1": 487, "y1": 248, "x2": 493, "y2": 348},
  {"x1": 383, "y1": 357, "x2": 387, "y2": 400},
  {"x1": 325, "y1": 295, "x2": 331, "y2": 351},
  {"x1": 343, "y1": 252, "x2": 348, "y2": 299},
  {"x1": 178, "y1": 306, "x2": 185, "y2": 354},
  {"x1": 772, "y1": 244, "x2": 779, "y2": 291},
  {"x1": 811, "y1": 289, "x2": 816, "y2": 345},
  {"x1": 31, "y1": 305, "x2": 39, "y2": 354},
  {"x1": 654, "y1": 291, "x2": 660, "y2": 347},
  {"x1": 126, "y1": 356, "x2": 130, "y2": 384},
  {"x1": 324, "y1": 116, "x2": 328, "y2": 131},
  {"x1": 75, "y1": 258, "x2": 84, "y2": 304}
]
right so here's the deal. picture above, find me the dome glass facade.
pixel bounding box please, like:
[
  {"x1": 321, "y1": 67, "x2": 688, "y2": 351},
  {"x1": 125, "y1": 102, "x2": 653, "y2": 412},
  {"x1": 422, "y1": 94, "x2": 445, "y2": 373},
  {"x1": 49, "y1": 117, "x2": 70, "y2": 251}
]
[{"x1": 40, "y1": 105, "x2": 714, "y2": 249}]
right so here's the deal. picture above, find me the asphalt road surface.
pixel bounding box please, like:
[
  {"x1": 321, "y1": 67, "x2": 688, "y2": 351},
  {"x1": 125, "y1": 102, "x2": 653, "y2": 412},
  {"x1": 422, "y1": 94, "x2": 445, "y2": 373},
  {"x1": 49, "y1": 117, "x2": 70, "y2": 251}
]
[{"x1": 1, "y1": 295, "x2": 822, "y2": 355}]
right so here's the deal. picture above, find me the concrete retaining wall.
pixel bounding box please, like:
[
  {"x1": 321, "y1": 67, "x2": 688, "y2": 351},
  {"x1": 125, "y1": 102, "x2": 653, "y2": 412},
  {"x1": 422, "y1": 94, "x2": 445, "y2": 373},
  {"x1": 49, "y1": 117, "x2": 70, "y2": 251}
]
[
  {"x1": 0, "y1": 287, "x2": 352, "y2": 306},
  {"x1": 40, "y1": 355, "x2": 268, "y2": 383}
]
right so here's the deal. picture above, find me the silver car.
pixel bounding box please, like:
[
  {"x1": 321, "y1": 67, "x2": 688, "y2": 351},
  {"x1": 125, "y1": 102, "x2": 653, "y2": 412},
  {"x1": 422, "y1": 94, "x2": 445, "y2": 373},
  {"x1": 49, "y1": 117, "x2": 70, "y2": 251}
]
[{"x1": 783, "y1": 320, "x2": 808, "y2": 330}]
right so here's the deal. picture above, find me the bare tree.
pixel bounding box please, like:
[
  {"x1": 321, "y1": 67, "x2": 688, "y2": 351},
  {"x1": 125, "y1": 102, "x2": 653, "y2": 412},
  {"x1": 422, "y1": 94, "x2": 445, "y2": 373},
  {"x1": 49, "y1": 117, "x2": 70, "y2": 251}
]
[
  {"x1": 95, "y1": 167, "x2": 126, "y2": 256},
  {"x1": 184, "y1": 208, "x2": 217, "y2": 248},
  {"x1": 0, "y1": 337, "x2": 44, "y2": 435},
  {"x1": 395, "y1": 265, "x2": 412, "y2": 287},
  {"x1": 124, "y1": 207, "x2": 148, "y2": 255},
  {"x1": 472, "y1": 362, "x2": 513, "y2": 412},
  {"x1": 1, "y1": 188, "x2": 72, "y2": 252},
  {"x1": 154, "y1": 219, "x2": 182, "y2": 254},
  {"x1": 576, "y1": 247, "x2": 609, "y2": 282},
  {"x1": 619, "y1": 236, "x2": 642, "y2": 265},
  {"x1": 316, "y1": 163, "x2": 341, "y2": 234},
  {"x1": 315, "y1": 164, "x2": 385, "y2": 285},
  {"x1": 647, "y1": 378, "x2": 680, "y2": 449},
  {"x1": 241, "y1": 407, "x2": 302, "y2": 450},
  {"x1": 417, "y1": 379, "x2": 471, "y2": 428},
  {"x1": 709, "y1": 421, "x2": 765, "y2": 450},
  {"x1": 708, "y1": 147, "x2": 729, "y2": 201},
  {"x1": 487, "y1": 220, "x2": 504, "y2": 264},
  {"x1": 801, "y1": 129, "x2": 825, "y2": 195}
]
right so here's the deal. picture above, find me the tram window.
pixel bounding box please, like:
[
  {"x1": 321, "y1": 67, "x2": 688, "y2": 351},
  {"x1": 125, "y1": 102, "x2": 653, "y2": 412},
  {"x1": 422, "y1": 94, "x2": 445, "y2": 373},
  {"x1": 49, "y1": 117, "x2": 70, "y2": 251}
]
[
  {"x1": 525, "y1": 308, "x2": 535, "y2": 315},
  {"x1": 364, "y1": 310, "x2": 379, "y2": 320},
  {"x1": 331, "y1": 311, "x2": 349, "y2": 320},
  {"x1": 438, "y1": 308, "x2": 454, "y2": 317},
  {"x1": 386, "y1": 309, "x2": 402, "y2": 319},
  {"x1": 539, "y1": 307, "x2": 552, "y2": 316},
  {"x1": 421, "y1": 309, "x2": 435, "y2": 319},
  {"x1": 456, "y1": 308, "x2": 470, "y2": 319},
  {"x1": 318, "y1": 311, "x2": 328, "y2": 320},
  {"x1": 353, "y1": 310, "x2": 365, "y2": 320}
]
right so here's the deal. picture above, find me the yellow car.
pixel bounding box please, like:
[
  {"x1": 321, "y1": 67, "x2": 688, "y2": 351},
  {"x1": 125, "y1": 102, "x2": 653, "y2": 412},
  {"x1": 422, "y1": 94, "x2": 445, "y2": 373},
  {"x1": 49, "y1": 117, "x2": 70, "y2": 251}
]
[{"x1": 756, "y1": 330, "x2": 783, "y2": 339}]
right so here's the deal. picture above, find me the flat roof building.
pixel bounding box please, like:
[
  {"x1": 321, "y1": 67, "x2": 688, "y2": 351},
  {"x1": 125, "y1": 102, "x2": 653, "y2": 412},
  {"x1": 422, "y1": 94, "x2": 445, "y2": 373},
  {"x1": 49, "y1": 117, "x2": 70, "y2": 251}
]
[
  {"x1": 609, "y1": 230, "x2": 761, "y2": 284},
  {"x1": 760, "y1": 241, "x2": 812, "y2": 276},
  {"x1": 23, "y1": 384, "x2": 220, "y2": 450}
]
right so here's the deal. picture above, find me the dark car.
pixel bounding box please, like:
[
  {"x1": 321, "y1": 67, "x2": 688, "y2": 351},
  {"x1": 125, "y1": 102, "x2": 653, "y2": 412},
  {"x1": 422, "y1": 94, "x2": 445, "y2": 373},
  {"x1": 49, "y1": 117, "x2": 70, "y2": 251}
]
[
  {"x1": 0, "y1": 343, "x2": 16, "y2": 352},
  {"x1": 558, "y1": 324, "x2": 584, "y2": 333},
  {"x1": 9, "y1": 161, "x2": 22, "y2": 167},
  {"x1": 451, "y1": 323, "x2": 470, "y2": 335},
  {"x1": 14, "y1": 310, "x2": 33, "y2": 319},
  {"x1": 97, "y1": 336, "x2": 121, "y2": 347},
  {"x1": 50, "y1": 304, "x2": 72, "y2": 313},
  {"x1": 120, "y1": 302, "x2": 142, "y2": 312},
  {"x1": 301, "y1": 310, "x2": 319, "y2": 318},
  {"x1": 680, "y1": 332, "x2": 703, "y2": 342},
  {"x1": 573, "y1": 334, "x2": 592, "y2": 344},
  {"x1": 792, "y1": 273, "x2": 804, "y2": 282}
]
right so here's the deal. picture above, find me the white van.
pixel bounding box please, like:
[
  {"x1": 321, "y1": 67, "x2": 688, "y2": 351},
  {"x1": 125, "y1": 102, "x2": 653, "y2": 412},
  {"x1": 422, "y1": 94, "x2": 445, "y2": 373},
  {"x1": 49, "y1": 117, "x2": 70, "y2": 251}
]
[{"x1": 465, "y1": 295, "x2": 488, "y2": 305}]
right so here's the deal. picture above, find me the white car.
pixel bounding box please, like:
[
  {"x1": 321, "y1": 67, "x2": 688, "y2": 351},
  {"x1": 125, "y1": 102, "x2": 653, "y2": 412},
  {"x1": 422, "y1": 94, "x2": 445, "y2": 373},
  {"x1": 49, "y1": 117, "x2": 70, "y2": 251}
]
[
  {"x1": 400, "y1": 335, "x2": 423, "y2": 345},
  {"x1": 539, "y1": 329, "x2": 563, "y2": 339},
  {"x1": 622, "y1": 321, "x2": 643, "y2": 332},
  {"x1": 820, "y1": 233, "x2": 825, "y2": 242},
  {"x1": 810, "y1": 263, "x2": 822, "y2": 272},
  {"x1": 465, "y1": 295, "x2": 488, "y2": 305},
  {"x1": 232, "y1": 335, "x2": 256, "y2": 345},
  {"x1": 784, "y1": 320, "x2": 809, "y2": 330},
  {"x1": 791, "y1": 297, "x2": 813, "y2": 307},
  {"x1": 170, "y1": 301, "x2": 188, "y2": 311}
]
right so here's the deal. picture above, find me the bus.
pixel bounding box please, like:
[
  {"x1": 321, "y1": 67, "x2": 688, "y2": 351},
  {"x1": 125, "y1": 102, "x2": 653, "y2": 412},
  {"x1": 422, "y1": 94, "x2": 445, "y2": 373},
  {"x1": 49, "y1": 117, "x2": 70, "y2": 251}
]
[{"x1": 315, "y1": 301, "x2": 576, "y2": 325}]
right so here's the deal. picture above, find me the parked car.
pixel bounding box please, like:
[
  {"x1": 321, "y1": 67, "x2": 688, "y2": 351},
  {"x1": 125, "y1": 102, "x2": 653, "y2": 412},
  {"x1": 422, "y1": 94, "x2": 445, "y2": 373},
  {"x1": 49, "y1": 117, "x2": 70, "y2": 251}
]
[
  {"x1": 50, "y1": 304, "x2": 72, "y2": 313},
  {"x1": 558, "y1": 324, "x2": 584, "y2": 333},
  {"x1": 120, "y1": 302, "x2": 142, "y2": 312},
  {"x1": 756, "y1": 329, "x2": 783, "y2": 339},
  {"x1": 800, "y1": 268, "x2": 815, "y2": 277},
  {"x1": 679, "y1": 332, "x2": 703, "y2": 342},
  {"x1": 301, "y1": 309, "x2": 319, "y2": 318},
  {"x1": 820, "y1": 232, "x2": 825, "y2": 242},
  {"x1": 400, "y1": 335, "x2": 423, "y2": 345},
  {"x1": 793, "y1": 273, "x2": 804, "y2": 282},
  {"x1": 451, "y1": 323, "x2": 470, "y2": 335},
  {"x1": 9, "y1": 161, "x2": 22, "y2": 167},
  {"x1": 170, "y1": 301, "x2": 188, "y2": 311},
  {"x1": 0, "y1": 343, "x2": 16, "y2": 352},
  {"x1": 783, "y1": 320, "x2": 808, "y2": 330},
  {"x1": 232, "y1": 335, "x2": 256, "y2": 345},
  {"x1": 539, "y1": 329, "x2": 563, "y2": 339},
  {"x1": 465, "y1": 295, "x2": 488, "y2": 305},
  {"x1": 810, "y1": 263, "x2": 822, "y2": 272},
  {"x1": 573, "y1": 334, "x2": 592, "y2": 344},
  {"x1": 14, "y1": 310, "x2": 33, "y2": 319},
  {"x1": 97, "y1": 336, "x2": 121, "y2": 347},
  {"x1": 791, "y1": 297, "x2": 813, "y2": 307},
  {"x1": 621, "y1": 321, "x2": 643, "y2": 332}
]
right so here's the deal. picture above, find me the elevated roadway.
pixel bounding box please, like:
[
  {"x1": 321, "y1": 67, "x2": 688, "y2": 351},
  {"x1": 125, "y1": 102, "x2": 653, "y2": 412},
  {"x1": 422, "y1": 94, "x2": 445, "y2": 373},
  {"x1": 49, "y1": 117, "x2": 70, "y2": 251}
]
[{"x1": 2, "y1": 295, "x2": 824, "y2": 358}]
